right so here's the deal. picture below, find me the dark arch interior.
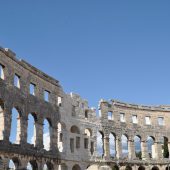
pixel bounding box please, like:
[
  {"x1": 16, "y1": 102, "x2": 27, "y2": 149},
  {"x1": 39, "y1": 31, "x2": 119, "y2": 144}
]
[
  {"x1": 112, "y1": 165, "x2": 119, "y2": 170},
  {"x1": 138, "y1": 166, "x2": 145, "y2": 170},
  {"x1": 125, "y1": 166, "x2": 132, "y2": 170},
  {"x1": 72, "y1": 164, "x2": 81, "y2": 170},
  {"x1": 152, "y1": 166, "x2": 159, "y2": 170}
]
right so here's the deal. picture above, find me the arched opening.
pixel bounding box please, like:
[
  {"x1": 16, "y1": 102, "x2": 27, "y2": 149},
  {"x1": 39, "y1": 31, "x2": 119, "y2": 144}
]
[
  {"x1": 97, "y1": 131, "x2": 104, "y2": 156},
  {"x1": 27, "y1": 113, "x2": 37, "y2": 145},
  {"x1": 84, "y1": 128, "x2": 92, "y2": 137},
  {"x1": 9, "y1": 158, "x2": 20, "y2": 170},
  {"x1": 44, "y1": 162, "x2": 53, "y2": 170},
  {"x1": 122, "y1": 134, "x2": 128, "y2": 158},
  {"x1": 72, "y1": 164, "x2": 81, "y2": 170},
  {"x1": 151, "y1": 166, "x2": 159, "y2": 170},
  {"x1": 134, "y1": 135, "x2": 142, "y2": 159},
  {"x1": 0, "y1": 64, "x2": 5, "y2": 80},
  {"x1": 59, "y1": 163, "x2": 68, "y2": 170},
  {"x1": 70, "y1": 126, "x2": 80, "y2": 134},
  {"x1": 28, "y1": 160, "x2": 38, "y2": 170},
  {"x1": 160, "y1": 136, "x2": 169, "y2": 158},
  {"x1": 166, "y1": 166, "x2": 170, "y2": 170},
  {"x1": 147, "y1": 136, "x2": 155, "y2": 158},
  {"x1": 138, "y1": 166, "x2": 145, "y2": 170},
  {"x1": 10, "y1": 107, "x2": 22, "y2": 144},
  {"x1": 9, "y1": 159, "x2": 16, "y2": 169},
  {"x1": 43, "y1": 118, "x2": 52, "y2": 151},
  {"x1": 0, "y1": 99, "x2": 4, "y2": 140},
  {"x1": 109, "y1": 133, "x2": 116, "y2": 158},
  {"x1": 125, "y1": 166, "x2": 132, "y2": 170},
  {"x1": 112, "y1": 165, "x2": 119, "y2": 170}
]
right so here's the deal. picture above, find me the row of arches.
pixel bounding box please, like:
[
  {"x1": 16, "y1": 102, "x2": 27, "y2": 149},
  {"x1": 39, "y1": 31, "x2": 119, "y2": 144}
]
[
  {"x1": 0, "y1": 100, "x2": 53, "y2": 151},
  {"x1": 8, "y1": 159, "x2": 53, "y2": 170},
  {"x1": 97, "y1": 131, "x2": 169, "y2": 159}
]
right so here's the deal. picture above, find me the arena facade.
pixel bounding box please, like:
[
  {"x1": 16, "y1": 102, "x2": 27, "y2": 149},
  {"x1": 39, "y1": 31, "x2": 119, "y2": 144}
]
[{"x1": 0, "y1": 47, "x2": 170, "y2": 170}]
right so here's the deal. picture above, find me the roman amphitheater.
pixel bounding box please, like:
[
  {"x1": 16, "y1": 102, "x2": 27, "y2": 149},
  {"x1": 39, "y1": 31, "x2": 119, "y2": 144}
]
[{"x1": 0, "y1": 47, "x2": 170, "y2": 170}]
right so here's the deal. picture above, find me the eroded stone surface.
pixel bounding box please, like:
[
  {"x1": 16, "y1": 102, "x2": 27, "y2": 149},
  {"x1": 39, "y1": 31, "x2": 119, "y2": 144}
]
[{"x1": 0, "y1": 47, "x2": 170, "y2": 170}]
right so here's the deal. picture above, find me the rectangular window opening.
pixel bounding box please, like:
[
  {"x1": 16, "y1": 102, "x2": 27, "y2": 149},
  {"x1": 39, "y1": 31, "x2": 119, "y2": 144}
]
[
  {"x1": 44, "y1": 90, "x2": 50, "y2": 102},
  {"x1": 145, "y1": 116, "x2": 151, "y2": 125},
  {"x1": 120, "y1": 113, "x2": 125, "y2": 122},
  {"x1": 0, "y1": 64, "x2": 5, "y2": 80},
  {"x1": 84, "y1": 138, "x2": 88, "y2": 149},
  {"x1": 132, "y1": 115, "x2": 138, "y2": 124},
  {"x1": 76, "y1": 137, "x2": 80, "y2": 149},
  {"x1": 72, "y1": 106, "x2": 76, "y2": 116},
  {"x1": 108, "y1": 111, "x2": 113, "y2": 120},
  {"x1": 85, "y1": 110, "x2": 88, "y2": 118},
  {"x1": 30, "y1": 83, "x2": 36, "y2": 95},
  {"x1": 58, "y1": 96, "x2": 62, "y2": 106},
  {"x1": 70, "y1": 138, "x2": 74, "y2": 153},
  {"x1": 158, "y1": 117, "x2": 164, "y2": 126},
  {"x1": 14, "y1": 74, "x2": 20, "y2": 88}
]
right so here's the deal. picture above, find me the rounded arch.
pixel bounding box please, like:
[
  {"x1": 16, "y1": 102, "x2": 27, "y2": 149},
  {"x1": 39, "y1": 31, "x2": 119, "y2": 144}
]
[
  {"x1": 10, "y1": 107, "x2": 22, "y2": 144},
  {"x1": 97, "y1": 131, "x2": 104, "y2": 156},
  {"x1": 121, "y1": 134, "x2": 128, "y2": 158},
  {"x1": 112, "y1": 165, "x2": 119, "y2": 170},
  {"x1": 166, "y1": 166, "x2": 170, "y2": 170},
  {"x1": 28, "y1": 160, "x2": 38, "y2": 170},
  {"x1": 84, "y1": 128, "x2": 92, "y2": 136},
  {"x1": 45, "y1": 161, "x2": 54, "y2": 170},
  {"x1": 160, "y1": 136, "x2": 169, "y2": 158},
  {"x1": 9, "y1": 157, "x2": 20, "y2": 169},
  {"x1": 151, "y1": 166, "x2": 159, "y2": 170},
  {"x1": 43, "y1": 118, "x2": 52, "y2": 151},
  {"x1": 109, "y1": 133, "x2": 116, "y2": 158},
  {"x1": 147, "y1": 136, "x2": 155, "y2": 158},
  {"x1": 134, "y1": 135, "x2": 142, "y2": 159},
  {"x1": 72, "y1": 164, "x2": 81, "y2": 170},
  {"x1": 138, "y1": 166, "x2": 145, "y2": 170},
  {"x1": 125, "y1": 165, "x2": 132, "y2": 170},
  {"x1": 27, "y1": 112, "x2": 37, "y2": 145},
  {"x1": 70, "y1": 125, "x2": 80, "y2": 134}
]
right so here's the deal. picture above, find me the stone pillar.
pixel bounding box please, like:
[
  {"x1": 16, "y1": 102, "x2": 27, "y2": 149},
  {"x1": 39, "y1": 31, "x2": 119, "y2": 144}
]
[
  {"x1": 35, "y1": 121, "x2": 44, "y2": 149},
  {"x1": 168, "y1": 142, "x2": 170, "y2": 158},
  {"x1": 116, "y1": 136, "x2": 122, "y2": 159},
  {"x1": 141, "y1": 141, "x2": 149, "y2": 160},
  {"x1": 128, "y1": 139, "x2": 136, "y2": 159},
  {"x1": 51, "y1": 125, "x2": 58, "y2": 152},
  {"x1": 16, "y1": 116, "x2": 27, "y2": 145},
  {"x1": 3, "y1": 108, "x2": 11, "y2": 142},
  {"x1": 18, "y1": 159, "x2": 28, "y2": 170},
  {"x1": 154, "y1": 141, "x2": 163, "y2": 159},
  {"x1": 2, "y1": 158, "x2": 9, "y2": 170},
  {"x1": 104, "y1": 135, "x2": 110, "y2": 158}
]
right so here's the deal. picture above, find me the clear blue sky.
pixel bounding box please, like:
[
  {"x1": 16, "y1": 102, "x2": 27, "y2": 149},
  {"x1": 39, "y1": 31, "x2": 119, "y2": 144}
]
[{"x1": 1, "y1": 1, "x2": 170, "y2": 107}]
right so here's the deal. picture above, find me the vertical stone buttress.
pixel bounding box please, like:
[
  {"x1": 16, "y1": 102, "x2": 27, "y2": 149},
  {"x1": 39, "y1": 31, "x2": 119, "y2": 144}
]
[
  {"x1": 141, "y1": 140, "x2": 149, "y2": 160},
  {"x1": 104, "y1": 134, "x2": 110, "y2": 158},
  {"x1": 116, "y1": 136, "x2": 122, "y2": 159},
  {"x1": 128, "y1": 138, "x2": 136, "y2": 159}
]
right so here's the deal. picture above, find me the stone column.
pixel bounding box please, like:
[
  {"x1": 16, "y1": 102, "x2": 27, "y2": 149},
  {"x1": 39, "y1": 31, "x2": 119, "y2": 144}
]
[
  {"x1": 51, "y1": 125, "x2": 58, "y2": 152},
  {"x1": 35, "y1": 121, "x2": 44, "y2": 149},
  {"x1": 104, "y1": 135, "x2": 110, "y2": 158},
  {"x1": 116, "y1": 136, "x2": 122, "y2": 159},
  {"x1": 141, "y1": 141, "x2": 149, "y2": 160},
  {"x1": 128, "y1": 139, "x2": 136, "y2": 159},
  {"x1": 16, "y1": 116, "x2": 27, "y2": 145},
  {"x1": 154, "y1": 141, "x2": 163, "y2": 159},
  {"x1": 3, "y1": 108, "x2": 11, "y2": 142},
  {"x1": 168, "y1": 142, "x2": 170, "y2": 159}
]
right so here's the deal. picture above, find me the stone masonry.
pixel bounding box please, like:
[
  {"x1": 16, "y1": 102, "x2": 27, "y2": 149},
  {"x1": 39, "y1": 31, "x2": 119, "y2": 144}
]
[{"x1": 0, "y1": 47, "x2": 170, "y2": 170}]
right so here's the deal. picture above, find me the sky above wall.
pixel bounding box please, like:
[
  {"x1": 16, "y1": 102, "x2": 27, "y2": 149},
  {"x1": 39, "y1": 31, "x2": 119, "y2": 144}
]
[{"x1": 0, "y1": 1, "x2": 170, "y2": 108}]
